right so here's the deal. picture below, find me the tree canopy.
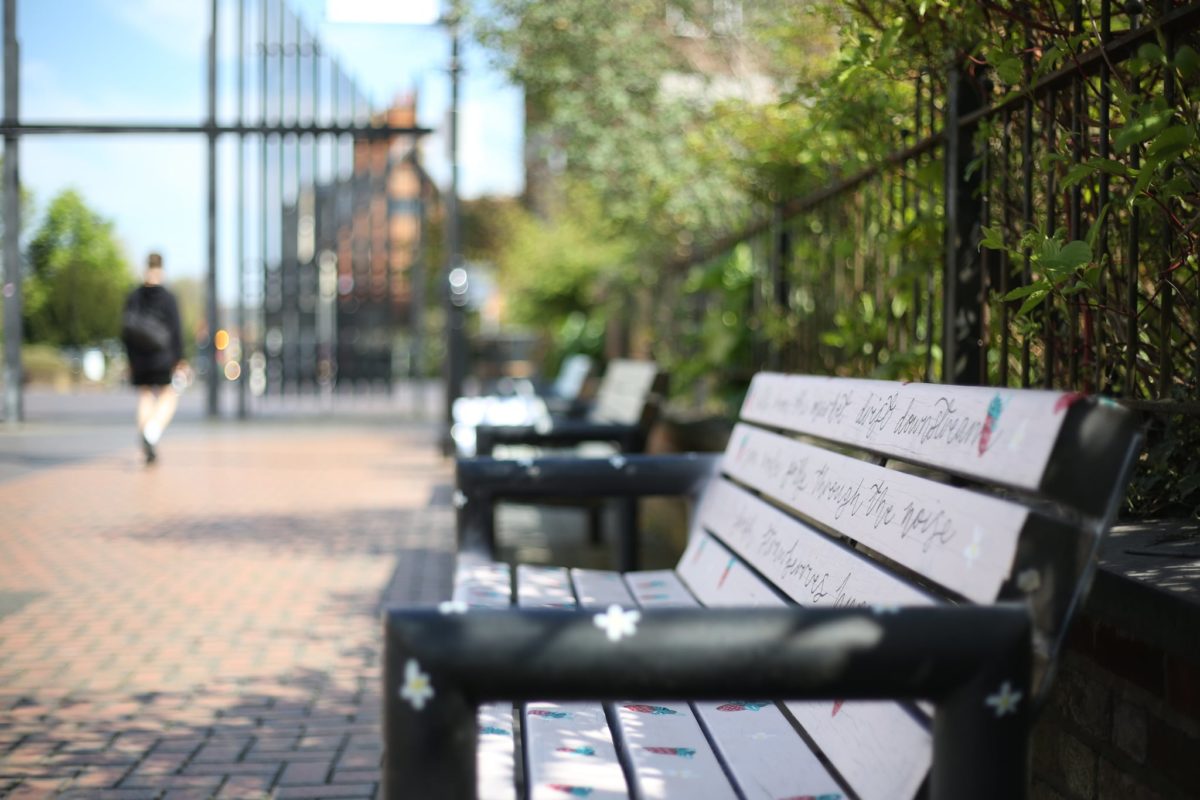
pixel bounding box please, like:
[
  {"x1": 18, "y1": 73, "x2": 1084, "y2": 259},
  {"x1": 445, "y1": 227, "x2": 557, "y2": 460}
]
[{"x1": 24, "y1": 189, "x2": 135, "y2": 348}]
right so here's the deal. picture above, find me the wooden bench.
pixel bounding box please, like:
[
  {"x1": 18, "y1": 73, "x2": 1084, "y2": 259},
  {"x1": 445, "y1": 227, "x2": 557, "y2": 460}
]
[{"x1": 386, "y1": 374, "x2": 1143, "y2": 800}]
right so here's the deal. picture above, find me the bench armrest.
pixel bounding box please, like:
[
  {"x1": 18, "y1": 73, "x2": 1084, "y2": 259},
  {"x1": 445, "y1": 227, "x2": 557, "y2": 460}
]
[
  {"x1": 384, "y1": 605, "x2": 1032, "y2": 800},
  {"x1": 455, "y1": 453, "x2": 720, "y2": 555},
  {"x1": 475, "y1": 418, "x2": 644, "y2": 455}
]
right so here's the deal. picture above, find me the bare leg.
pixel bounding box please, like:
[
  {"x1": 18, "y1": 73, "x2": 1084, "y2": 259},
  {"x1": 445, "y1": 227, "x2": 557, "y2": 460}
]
[
  {"x1": 148, "y1": 387, "x2": 179, "y2": 441},
  {"x1": 137, "y1": 388, "x2": 157, "y2": 434}
]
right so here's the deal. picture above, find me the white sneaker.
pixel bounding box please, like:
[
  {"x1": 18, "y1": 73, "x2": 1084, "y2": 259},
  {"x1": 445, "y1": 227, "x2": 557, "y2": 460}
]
[{"x1": 143, "y1": 421, "x2": 163, "y2": 446}]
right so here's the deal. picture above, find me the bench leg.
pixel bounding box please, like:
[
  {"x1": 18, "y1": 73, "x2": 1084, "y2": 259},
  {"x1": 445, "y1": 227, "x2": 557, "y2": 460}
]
[
  {"x1": 616, "y1": 498, "x2": 639, "y2": 571},
  {"x1": 930, "y1": 628, "x2": 1031, "y2": 799},
  {"x1": 588, "y1": 503, "x2": 603, "y2": 546}
]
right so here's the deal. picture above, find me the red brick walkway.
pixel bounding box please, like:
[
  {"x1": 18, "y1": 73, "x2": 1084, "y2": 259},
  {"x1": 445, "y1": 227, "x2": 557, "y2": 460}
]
[{"x1": 0, "y1": 418, "x2": 455, "y2": 799}]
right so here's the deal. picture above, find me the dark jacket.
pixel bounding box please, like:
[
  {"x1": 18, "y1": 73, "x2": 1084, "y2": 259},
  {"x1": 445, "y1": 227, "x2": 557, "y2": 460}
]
[{"x1": 122, "y1": 285, "x2": 183, "y2": 375}]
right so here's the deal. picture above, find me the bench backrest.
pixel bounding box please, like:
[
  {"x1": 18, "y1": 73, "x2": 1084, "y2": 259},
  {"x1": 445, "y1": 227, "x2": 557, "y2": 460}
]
[
  {"x1": 548, "y1": 354, "x2": 593, "y2": 400},
  {"x1": 671, "y1": 374, "x2": 1142, "y2": 799},
  {"x1": 587, "y1": 358, "x2": 667, "y2": 428}
]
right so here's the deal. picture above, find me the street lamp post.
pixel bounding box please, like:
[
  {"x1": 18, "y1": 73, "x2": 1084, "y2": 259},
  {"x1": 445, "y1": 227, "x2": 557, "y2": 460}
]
[{"x1": 441, "y1": 5, "x2": 467, "y2": 455}]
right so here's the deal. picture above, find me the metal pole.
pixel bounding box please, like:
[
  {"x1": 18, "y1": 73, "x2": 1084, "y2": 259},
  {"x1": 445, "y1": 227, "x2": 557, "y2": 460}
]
[
  {"x1": 442, "y1": 7, "x2": 465, "y2": 454},
  {"x1": 205, "y1": 0, "x2": 220, "y2": 417},
  {"x1": 942, "y1": 66, "x2": 984, "y2": 385},
  {"x1": 260, "y1": 0, "x2": 269, "y2": 400},
  {"x1": 2, "y1": 0, "x2": 21, "y2": 424},
  {"x1": 237, "y1": 0, "x2": 247, "y2": 418}
]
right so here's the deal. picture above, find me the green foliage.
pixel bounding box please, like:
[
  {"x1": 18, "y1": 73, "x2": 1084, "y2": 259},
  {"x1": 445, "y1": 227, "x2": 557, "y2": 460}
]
[
  {"x1": 492, "y1": 185, "x2": 636, "y2": 330},
  {"x1": 1126, "y1": 403, "x2": 1200, "y2": 519},
  {"x1": 23, "y1": 189, "x2": 134, "y2": 348},
  {"x1": 981, "y1": 226, "x2": 1097, "y2": 315}
]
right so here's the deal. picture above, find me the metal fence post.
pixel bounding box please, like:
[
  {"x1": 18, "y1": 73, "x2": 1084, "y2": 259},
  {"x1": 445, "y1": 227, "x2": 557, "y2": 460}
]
[
  {"x1": 942, "y1": 66, "x2": 984, "y2": 385},
  {"x1": 3, "y1": 0, "x2": 21, "y2": 424},
  {"x1": 205, "y1": 0, "x2": 220, "y2": 417}
]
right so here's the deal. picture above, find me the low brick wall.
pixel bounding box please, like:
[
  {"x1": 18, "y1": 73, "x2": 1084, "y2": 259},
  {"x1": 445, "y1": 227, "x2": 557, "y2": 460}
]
[{"x1": 1033, "y1": 552, "x2": 1200, "y2": 799}]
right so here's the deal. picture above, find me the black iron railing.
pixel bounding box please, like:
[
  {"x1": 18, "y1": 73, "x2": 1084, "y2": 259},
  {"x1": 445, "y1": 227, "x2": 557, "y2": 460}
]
[{"x1": 668, "y1": 1, "x2": 1199, "y2": 411}]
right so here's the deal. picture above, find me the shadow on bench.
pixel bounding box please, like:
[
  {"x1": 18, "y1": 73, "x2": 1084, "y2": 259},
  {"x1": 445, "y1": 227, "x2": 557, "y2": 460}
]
[{"x1": 386, "y1": 374, "x2": 1143, "y2": 800}]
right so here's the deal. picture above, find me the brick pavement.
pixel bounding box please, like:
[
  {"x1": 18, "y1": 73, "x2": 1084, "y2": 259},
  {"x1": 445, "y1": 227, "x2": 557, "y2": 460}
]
[{"x1": 0, "y1": 417, "x2": 456, "y2": 799}]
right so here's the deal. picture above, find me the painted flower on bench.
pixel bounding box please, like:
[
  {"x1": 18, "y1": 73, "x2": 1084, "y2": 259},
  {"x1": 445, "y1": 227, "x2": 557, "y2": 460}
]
[
  {"x1": 593, "y1": 604, "x2": 641, "y2": 642},
  {"x1": 985, "y1": 680, "x2": 1023, "y2": 718},
  {"x1": 399, "y1": 658, "x2": 434, "y2": 711}
]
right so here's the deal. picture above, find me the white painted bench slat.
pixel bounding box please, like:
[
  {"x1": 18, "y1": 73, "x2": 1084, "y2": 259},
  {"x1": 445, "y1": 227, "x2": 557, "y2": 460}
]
[
  {"x1": 785, "y1": 700, "x2": 929, "y2": 800},
  {"x1": 453, "y1": 558, "x2": 513, "y2": 608},
  {"x1": 515, "y1": 570, "x2": 631, "y2": 798},
  {"x1": 571, "y1": 568, "x2": 637, "y2": 609},
  {"x1": 692, "y1": 700, "x2": 846, "y2": 800},
  {"x1": 454, "y1": 559, "x2": 519, "y2": 800},
  {"x1": 723, "y1": 422, "x2": 1028, "y2": 602},
  {"x1": 477, "y1": 703, "x2": 518, "y2": 800},
  {"x1": 517, "y1": 564, "x2": 577, "y2": 609},
  {"x1": 592, "y1": 360, "x2": 661, "y2": 424},
  {"x1": 675, "y1": 530, "x2": 790, "y2": 608},
  {"x1": 697, "y1": 479, "x2": 935, "y2": 608},
  {"x1": 623, "y1": 569, "x2": 701, "y2": 608},
  {"x1": 525, "y1": 702, "x2": 630, "y2": 800},
  {"x1": 741, "y1": 373, "x2": 1075, "y2": 491},
  {"x1": 673, "y1": 532, "x2": 934, "y2": 800},
  {"x1": 612, "y1": 700, "x2": 739, "y2": 800}
]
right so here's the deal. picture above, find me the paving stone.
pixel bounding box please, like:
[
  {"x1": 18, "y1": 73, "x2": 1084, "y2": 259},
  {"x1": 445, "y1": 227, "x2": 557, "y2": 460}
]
[{"x1": 0, "y1": 414, "x2": 453, "y2": 798}]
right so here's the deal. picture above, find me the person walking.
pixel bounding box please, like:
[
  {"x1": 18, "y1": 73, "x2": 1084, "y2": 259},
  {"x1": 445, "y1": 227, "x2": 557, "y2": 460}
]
[{"x1": 121, "y1": 252, "x2": 184, "y2": 464}]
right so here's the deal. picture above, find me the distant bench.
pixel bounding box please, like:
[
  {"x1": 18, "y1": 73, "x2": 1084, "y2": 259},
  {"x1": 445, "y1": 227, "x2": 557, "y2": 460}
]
[
  {"x1": 459, "y1": 358, "x2": 668, "y2": 569},
  {"x1": 386, "y1": 373, "x2": 1142, "y2": 799}
]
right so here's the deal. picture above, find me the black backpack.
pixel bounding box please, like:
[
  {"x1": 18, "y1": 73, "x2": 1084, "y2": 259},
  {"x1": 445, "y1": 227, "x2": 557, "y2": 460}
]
[{"x1": 122, "y1": 291, "x2": 171, "y2": 352}]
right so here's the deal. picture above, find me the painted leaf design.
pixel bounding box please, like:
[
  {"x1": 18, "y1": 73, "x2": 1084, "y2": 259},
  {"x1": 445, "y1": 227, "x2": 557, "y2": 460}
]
[
  {"x1": 623, "y1": 704, "x2": 677, "y2": 715},
  {"x1": 716, "y1": 701, "x2": 770, "y2": 712},
  {"x1": 642, "y1": 746, "x2": 696, "y2": 759}
]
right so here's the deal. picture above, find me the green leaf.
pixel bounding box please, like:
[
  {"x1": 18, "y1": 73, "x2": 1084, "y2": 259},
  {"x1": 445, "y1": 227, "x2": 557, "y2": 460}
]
[
  {"x1": 1017, "y1": 287, "x2": 1049, "y2": 316},
  {"x1": 1114, "y1": 112, "x2": 1172, "y2": 153},
  {"x1": 980, "y1": 225, "x2": 1006, "y2": 251},
  {"x1": 1002, "y1": 282, "x2": 1044, "y2": 301},
  {"x1": 1086, "y1": 203, "x2": 1112, "y2": 248},
  {"x1": 1138, "y1": 43, "x2": 1166, "y2": 65},
  {"x1": 1129, "y1": 163, "x2": 1156, "y2": 204},
  {"x1": 1145, "y1": 125, "x2": 1195, "y2": 162},
  {"x1": 1175, "y1": 45, "x2": 1200, "y2": 79},
  {"x1": 992, "y1": 53, "x2": 1023, "y2": 86}
]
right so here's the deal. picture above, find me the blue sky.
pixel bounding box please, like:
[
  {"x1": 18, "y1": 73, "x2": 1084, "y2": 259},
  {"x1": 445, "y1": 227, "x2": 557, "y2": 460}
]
[{"x1": 9, "y1": 0, "x2": 523, "y2": 300}]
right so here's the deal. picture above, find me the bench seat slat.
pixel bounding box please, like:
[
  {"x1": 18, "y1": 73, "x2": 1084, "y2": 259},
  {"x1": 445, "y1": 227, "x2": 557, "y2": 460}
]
[
  {"x1": 724, "y1": 423, "x2": 1028, "y2": 602},
  {"x1": 612, "y1": 700, "x2": 740, "y2": 800},
  {"x1": 785, "y1": 700, "x2": 929, "y2": 800},
  {"x1": 516, "y1": 570, "x2": 631, "y2": 798},
  {"x1": 572, "y1": 568, "x2": 637, "y2": 609},
  {"x1": 525, "y1": 702, "x2": 630, "y2": 800},
  {"x1": 609, "y1": 566, "x2": 845, "y2": 800},
  {"x1": 477, "y1": 703, "x2": 519, "y2": 800},
  {"x1": 453, "y1": 558, "x2": 513, "y2": 608},
  {"x1": 741, "y1": 373, "x2": 1072, "y2": 492},
  {"x1": 623, "y1": 569, "x2": 701, "y2": 608},
  {"x1": 692, "y1": 701, "x2": 846, "y2": 800},
  {"x1": 673, "y1": 532, "x2": 934, "y2": 800},
  {"x1": 698, "y1": 479, "x2": 935, "y2": 608},
  {"x1": 518, "y1": 564, "x2": 577, "y2": 608}
]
